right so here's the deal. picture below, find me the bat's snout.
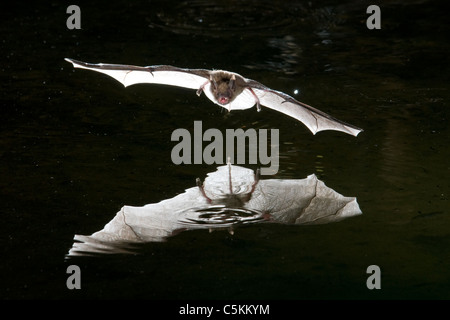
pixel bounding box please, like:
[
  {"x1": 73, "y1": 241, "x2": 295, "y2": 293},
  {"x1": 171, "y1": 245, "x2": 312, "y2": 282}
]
[{"x1": 218, "y1": 96, "x2": 229, "y2": 105}]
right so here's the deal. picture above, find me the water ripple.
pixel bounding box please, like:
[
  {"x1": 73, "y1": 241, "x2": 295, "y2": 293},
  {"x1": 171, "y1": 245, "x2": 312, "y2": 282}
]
[
  {"x1": 179, "y1": 205, "x2": 265, "y2": 227},
  {"x1": 147, "y1": 0, "x2": 302, "y2": 37}
]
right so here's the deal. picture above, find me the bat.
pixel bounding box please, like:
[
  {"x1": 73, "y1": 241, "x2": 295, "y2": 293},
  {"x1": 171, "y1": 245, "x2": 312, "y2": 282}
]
[
  {"x1": 65, "y1": 58, "x2": 363, "y2": 136},
  {"x1": 68, "y1": 163, "x2": 362, "y2": 256}
]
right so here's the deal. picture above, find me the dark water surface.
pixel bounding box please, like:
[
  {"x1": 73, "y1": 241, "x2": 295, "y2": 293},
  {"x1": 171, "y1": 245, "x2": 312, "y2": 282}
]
[{"x1": 1, "y1": 0, "x2": 449, "y2": 299}]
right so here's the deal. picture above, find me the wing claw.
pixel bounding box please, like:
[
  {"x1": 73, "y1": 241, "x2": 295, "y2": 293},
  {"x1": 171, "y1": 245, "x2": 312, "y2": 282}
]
[{"x1": 197, "y1": 80, "x2": 210, "y2": 96}]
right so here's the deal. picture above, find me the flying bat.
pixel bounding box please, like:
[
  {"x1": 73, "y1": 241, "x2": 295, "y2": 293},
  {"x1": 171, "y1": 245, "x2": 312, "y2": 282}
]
[{"x1": 65, "y1": 58, "x2": 363, "y2": 136}]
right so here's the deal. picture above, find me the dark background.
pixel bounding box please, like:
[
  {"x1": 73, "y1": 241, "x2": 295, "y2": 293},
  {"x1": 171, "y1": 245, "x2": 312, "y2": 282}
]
[{"x1": 1, "y1": 0, "x2": 449, "y2": 299}]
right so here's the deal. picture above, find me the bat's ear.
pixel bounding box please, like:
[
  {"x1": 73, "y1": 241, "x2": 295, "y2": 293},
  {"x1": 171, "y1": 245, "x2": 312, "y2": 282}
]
[
  {"x1": 229, "y1": 74, "x2": 236, "y2": 91},
  {"x1": 209, "y1": 75, "x2": 218, "y2": 90}
]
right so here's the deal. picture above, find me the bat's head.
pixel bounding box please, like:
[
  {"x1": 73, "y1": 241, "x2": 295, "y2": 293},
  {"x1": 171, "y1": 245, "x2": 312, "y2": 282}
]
[{"x1": 210, "y1": 72, "x2": 237, "y2": 105}]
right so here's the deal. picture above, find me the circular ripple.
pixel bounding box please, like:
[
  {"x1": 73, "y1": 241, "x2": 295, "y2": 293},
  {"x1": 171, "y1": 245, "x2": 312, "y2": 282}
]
[
  {"x1": 180, "y1": 205, "x2": 265, "y2": 227},
  {"x1": 148, "y1": 0, "x2": 301, "y2": 37}
]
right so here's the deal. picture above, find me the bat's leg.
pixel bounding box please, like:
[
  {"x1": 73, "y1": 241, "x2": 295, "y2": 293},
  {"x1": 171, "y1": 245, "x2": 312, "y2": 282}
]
[
  {"x1": 196, "y1": 178, "x2": 212, "y2": 203},
  {"x1": 196, "y1": 80, "x2": 210, "y2": 96},
  {"x1": 247, "y1": 88, "x2": 261, "y2": 112},
  {"x1": 242, "y1": 168, "x2": 260, "y2": 202},
  {"x1": 249, "y1": 168, "x2": 260, "y2": 195}
]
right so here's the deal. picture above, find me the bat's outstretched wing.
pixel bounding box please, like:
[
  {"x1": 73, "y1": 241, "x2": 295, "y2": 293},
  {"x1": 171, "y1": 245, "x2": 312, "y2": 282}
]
[
  {"x1": 65, "y1": 58, "x2": 363, "y2": 136},
  {"x1": 65, "y1": 58, "x2": 210, "y2": 90},
  {"x1": 246, "y1": 80, "x2": 363, "y2": 136}
]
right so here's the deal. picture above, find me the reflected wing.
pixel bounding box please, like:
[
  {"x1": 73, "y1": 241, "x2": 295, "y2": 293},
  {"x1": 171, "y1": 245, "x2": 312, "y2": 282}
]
[
  {"x1": 65, "y1": 58, "x2": 210, "y2": 90},
  {"x1": 248, "y1": 83, "x2": 363, "y2": 136}
]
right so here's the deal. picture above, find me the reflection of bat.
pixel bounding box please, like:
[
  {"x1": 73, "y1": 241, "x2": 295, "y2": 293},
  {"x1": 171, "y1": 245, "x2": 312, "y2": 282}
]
[
  {"x1": 65, "y1": 58, "x2": 363, "y2": 136},
  {"x1": 68, "y1": 164, "x2": 362, "y2": 256}
]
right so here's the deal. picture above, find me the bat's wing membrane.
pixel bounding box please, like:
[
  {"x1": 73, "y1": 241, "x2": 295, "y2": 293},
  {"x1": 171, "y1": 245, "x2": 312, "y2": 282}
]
[
  {"x1": 65, "y1": 58, "x2": 210, "y2": 90},
  {"x1": 252, "y1": 87, "x2": 363, "y2": 136},
  {"x1": 224, "y1": 88, "x2": 257, "y2": 111}
]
